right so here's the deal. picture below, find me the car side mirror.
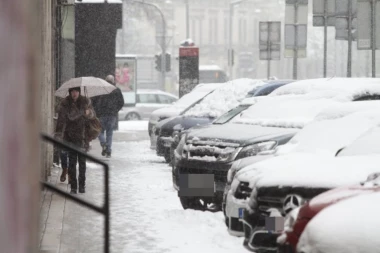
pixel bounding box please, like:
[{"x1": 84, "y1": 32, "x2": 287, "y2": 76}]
[{"x1": 335, "y1": 147, "x2": 345, "y2": 157}]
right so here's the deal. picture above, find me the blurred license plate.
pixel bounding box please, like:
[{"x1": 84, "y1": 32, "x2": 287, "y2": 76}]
[
  {"x1": 179, "y1": 174, "x2": 215, "y2": 197},
  {"x1": 265, "y1": 217, "x2": 285, "y2": 232}
]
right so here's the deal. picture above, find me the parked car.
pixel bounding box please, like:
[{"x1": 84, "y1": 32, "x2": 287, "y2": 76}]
[
  {"x1": 148, "y1": 83, "x2": 222, "y2": 149},
  {"x1": 173, "y1": 78, "x2": 380, "y2": 215},
  {"x1": 225, "y1": 100, "x2": 380, "y2": 237},
  {"x1": 156, "y1": 79, "x2": 294, "y2": 163},
  {"x1": 246, "y1": 80, "x2": 295, "y2": 98},
  {"x1": 278, "y1": 173, "x2": 380, "y2": 253},
  {"x1": 154, "y1": 78, "x2": 266, "y2": 162},
  {"x1": 297, "y1": 190, "x2": 380, "y2": 253},
  {"x1": 169, "y1": 80, "x2": 296, "y2": 165},
  {"x1": 242, "y1": 109, "x2": 380, "y2": 252},
  {"x1": 118, "y1": 89, "x2": 178, "y2": 121}
]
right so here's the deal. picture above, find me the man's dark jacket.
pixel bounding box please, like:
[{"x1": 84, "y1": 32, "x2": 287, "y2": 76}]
[{"x1": 92, "y1": 87, "x2": 124, "y2": 118}]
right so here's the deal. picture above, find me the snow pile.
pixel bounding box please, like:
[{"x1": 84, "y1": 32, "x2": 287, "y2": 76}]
[
  {"x1": 118, "y1": 121, "x2": 148, "y2": 131},
  {"x1": 297, "y1": 192, "x2": 380, "y2": 253},
  {"x1": 183, "y1": 79, "x2": 265, "y2": 118}
]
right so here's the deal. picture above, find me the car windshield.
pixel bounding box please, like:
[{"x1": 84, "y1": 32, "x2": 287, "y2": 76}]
[
  {"x1": 199, "y1": 70, "x2": 227, "y2": 83},
  {"x1": 337, "y1": 125, "x2": 380, "y2": 157},
  {"x1": 213, "y1": 104, "x2": 250, "y2": 124},
  {"x1": 174, "y1": 90, "x2": 213, "y2": 107},
  {"x1": 122, "y1": 92, "x2": 136, "y2": 104}
]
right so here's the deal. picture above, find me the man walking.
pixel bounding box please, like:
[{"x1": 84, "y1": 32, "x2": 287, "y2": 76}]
[{"x1": 92, "y1": 75, "x2": 124, "y2": 158}]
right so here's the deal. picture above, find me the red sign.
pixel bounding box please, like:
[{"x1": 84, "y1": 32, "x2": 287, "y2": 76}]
[{"x1": 179, "y1": 47, "x2": 199, "y2": 57}]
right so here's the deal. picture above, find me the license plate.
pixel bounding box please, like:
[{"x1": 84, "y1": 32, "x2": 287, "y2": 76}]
[
  {"x1": 178, "y1": 174, "x2": 215, "y2": 197},
  {"x1": 239, "y1": 208, "x2": 244, "y2": 219},
  {"x1": 265, "y1": 217, "x2": 285, "y2": 232}
]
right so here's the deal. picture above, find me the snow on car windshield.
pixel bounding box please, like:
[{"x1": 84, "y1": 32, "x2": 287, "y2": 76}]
[
  {"x1": 283, "y1": 106, "x2": 380, "y2": 155},
  {"x1": 183, "y1": 78, "x2": 265, "y2": 118},
  {"x1": 338, "y1": 125, "x2": 380, "y2": 157},
  {"x1": 173, "y1": 83, "x2": 221, "y2": 107},
  {"x1": 297, "y1": 192, "x2": 380, "y2": 253},
  {"x1": 230, "y1": 96, "x2": 342, "y2": 128}
]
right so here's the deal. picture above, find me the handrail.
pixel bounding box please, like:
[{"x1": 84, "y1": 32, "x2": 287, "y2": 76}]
[{"x1": 40, "y1": 133, "x2": 110, "y2": 253}]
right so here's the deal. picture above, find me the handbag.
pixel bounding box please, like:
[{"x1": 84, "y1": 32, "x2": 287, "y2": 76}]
[{"x1": 85, "y1": 116, "x2": 102, "y2": 141}]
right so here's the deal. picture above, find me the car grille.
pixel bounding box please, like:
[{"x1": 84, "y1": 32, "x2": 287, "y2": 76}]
[
  {"x1": 184, "y1": 141, "x2": 239, "y2": 162},
  {"x1": 257, "y1": 196, "x2": 284, "y2": 215},
  {"x1": 256, "y1": 186, "x2": 330, "y2": 216},
  {"x1": 177, "y1": 167, "x2": 228, "y2": 183},
  {"x1": 234, "y1": 182, "x2": 252, "y2": 200}
]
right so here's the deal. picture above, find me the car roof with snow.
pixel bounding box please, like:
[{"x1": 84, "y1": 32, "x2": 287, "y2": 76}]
[
  {"x1": 297, "y1": 191, "x2": 380, "y2": 253},
  {"x1": 230, "y1": 78, "x2": 380, "y2": 128},
  {"x1": 182, "y1": 78, "x2": 265, "y2": 118}
]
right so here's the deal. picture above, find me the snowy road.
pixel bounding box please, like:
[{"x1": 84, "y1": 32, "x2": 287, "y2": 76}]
[{"x1": 71, "y1": 125, "x2": 246, "y2": 253}]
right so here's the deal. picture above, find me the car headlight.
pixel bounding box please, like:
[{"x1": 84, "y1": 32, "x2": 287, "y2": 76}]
[{"x1": 235, "y1": 141, "x2": 277, "y2": 160}]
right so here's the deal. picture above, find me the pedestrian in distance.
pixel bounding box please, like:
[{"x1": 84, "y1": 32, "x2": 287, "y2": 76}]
[
  {"x1": 92, "y1": 75, "x2": 124, "y2": 158},
  {"x1": 55, "y1": 87, "x2": 96, "y2": 194}
]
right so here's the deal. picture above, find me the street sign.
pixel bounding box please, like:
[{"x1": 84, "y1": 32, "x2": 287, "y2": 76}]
[
  {"x1": 284, "y1": 0, "x2": 308, "y2": 59},
  {"x1": 259, "y1": 21, "x2": 281, "y2": 60},
  {"x1": 179, "y1": 46, "x2": 199, "y2": 98},
  {"x1": 335, "y1": 0, "x2": 358, "y2": 40},
  {"x1": 357, "y1": 0, "x2": 380, "y2": 49},
  {"x1": 313, "y1": 0, "x2": 336, "y2": 26}
]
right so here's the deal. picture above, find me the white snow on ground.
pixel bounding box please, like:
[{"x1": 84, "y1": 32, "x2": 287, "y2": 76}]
[
  {"x1": 118, "y1": 121, "x2": 148, "y2": 131},
  {"x1": 297, "y1": 192, "x2": 380, "y2": 253},
  {"x1": 92, "y1": 140, "x2": 246, "y2": 253},
  {"x1": 183, "y1": 78, "x2": 265, "y2": 118}
]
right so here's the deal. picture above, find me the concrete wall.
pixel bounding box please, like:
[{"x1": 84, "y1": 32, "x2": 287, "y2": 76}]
[{"x1": 40, "y1": 0, "x2": 57, "y2": 181}]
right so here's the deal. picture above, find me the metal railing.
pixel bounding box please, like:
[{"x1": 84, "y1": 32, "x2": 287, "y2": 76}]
[{"x1": 40, "y1": 133, "x2": 110, "y2": 253}]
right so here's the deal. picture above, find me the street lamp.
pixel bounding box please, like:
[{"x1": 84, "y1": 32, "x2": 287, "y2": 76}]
[
  {"x1": 229, "y1": 0, "x2": 248, "y2": 80},
  {"x1": 133, "y1": 1, "x2": 167, "y2": 90}
]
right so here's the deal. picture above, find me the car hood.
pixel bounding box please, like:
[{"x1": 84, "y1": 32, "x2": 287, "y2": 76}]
[
  {"x1": 253, "y1": 154, "x2": 380, "y2": 190},
  {"x1": 151, "y1": 106, "x2": 185, "y2": 119},
  {"x1": 158, "y1": 115, "x2": 214, "y2": 136},
  {"x1": 186, "y1": 123, "x2": 298, "y2": 146}
]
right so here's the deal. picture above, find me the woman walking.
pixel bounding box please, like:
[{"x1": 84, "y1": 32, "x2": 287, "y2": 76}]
[{"x1": 55, "y1": 87, "x2": 95, "y2": 194}]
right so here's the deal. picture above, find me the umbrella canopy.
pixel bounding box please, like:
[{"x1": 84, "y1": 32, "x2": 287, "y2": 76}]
[{"x1": 55, "y1": 76, "x2": 117, "y2": 98}]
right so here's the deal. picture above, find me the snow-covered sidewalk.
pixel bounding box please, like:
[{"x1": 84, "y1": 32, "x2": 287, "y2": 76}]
[{"x1": 40, "y1": 139, "x2": 246, "y2": 253}]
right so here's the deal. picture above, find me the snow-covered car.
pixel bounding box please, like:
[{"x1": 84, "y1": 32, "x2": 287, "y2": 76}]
[
  {"x1": 169, "y1": 80, "x2": 295, "y2": 166},
  {"x1": 278, "y1": 173, "x2": 380, "y2": 253},
  {"x1": 118, "y1": 89, "x2": 178, "y2": 121},
  {"x1": 224, "y1": 100, "x2": 380, "y2": 237},
  {"x1": 243, "y1": 113, "x2": 380, "y2": 252},
  {"x1": 155, "y1": 78, "x2": 266, "y2": 162},
  {"x1": 297, "y1": 191, "x2": 380, "y2": 253},
  {"x1": 148, "y1": 83, "x2": 221, "y2": 149},
  {"x1": 173, "y1": 78, "x2": 380, "y2": 214}
]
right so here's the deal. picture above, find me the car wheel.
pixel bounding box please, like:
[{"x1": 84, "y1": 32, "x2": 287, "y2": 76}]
[
  {"x1": 125, "y1": 112, "x2": 140, "y2": 121},
  {"x1": 179, "y1": 197, "x2": 206, "y2": 211}
]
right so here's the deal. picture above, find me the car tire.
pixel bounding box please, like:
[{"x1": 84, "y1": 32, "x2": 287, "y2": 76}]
[
  {"x1": 125, "y1": 112, "x2": 141, "y2": 121},
  {"x1": 179, "y1": 196, "x2": 205, "y2": 211}
]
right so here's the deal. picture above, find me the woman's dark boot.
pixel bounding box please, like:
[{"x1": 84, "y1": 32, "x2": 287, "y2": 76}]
[{"x1": 60, "y1": 168, "x2": 68, "y2": 182}]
